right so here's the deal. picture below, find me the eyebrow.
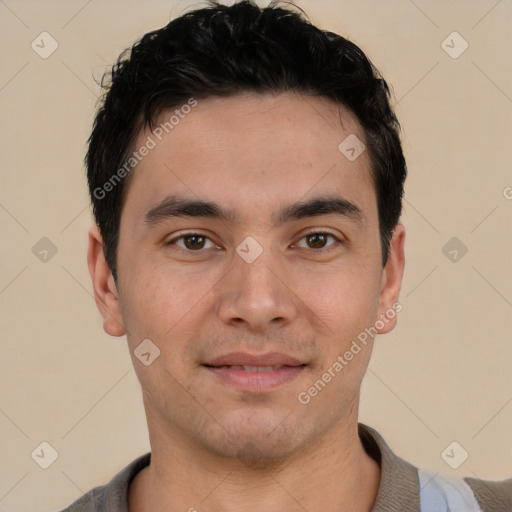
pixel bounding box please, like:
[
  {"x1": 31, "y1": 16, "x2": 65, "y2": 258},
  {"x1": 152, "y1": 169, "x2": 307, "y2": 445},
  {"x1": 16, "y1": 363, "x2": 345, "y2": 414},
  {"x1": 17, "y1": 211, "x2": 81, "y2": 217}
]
[{"x1": 144, "y1": 194, "x2": 365, "y2": 227}]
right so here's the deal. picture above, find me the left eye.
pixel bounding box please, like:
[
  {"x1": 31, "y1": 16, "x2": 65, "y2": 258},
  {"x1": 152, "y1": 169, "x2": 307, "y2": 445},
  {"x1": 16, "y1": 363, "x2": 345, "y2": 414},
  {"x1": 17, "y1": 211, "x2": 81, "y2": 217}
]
[{"x1": 294, "y1": 231, "x2": 340, "y2": 250}]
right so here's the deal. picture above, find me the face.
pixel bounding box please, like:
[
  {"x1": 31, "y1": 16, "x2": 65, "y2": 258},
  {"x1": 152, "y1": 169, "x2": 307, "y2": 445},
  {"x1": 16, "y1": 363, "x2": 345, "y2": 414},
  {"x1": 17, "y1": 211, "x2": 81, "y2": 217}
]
[{"x1": 89, "y1": 92, "x2": 405, "y2": 466}]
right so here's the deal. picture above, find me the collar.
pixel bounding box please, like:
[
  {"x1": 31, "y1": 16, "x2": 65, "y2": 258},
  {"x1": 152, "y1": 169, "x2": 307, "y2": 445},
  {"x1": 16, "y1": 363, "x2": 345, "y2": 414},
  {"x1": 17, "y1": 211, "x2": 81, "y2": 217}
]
[{"x1": 358, "y1": 423, "x2": 420, "y2": 511}]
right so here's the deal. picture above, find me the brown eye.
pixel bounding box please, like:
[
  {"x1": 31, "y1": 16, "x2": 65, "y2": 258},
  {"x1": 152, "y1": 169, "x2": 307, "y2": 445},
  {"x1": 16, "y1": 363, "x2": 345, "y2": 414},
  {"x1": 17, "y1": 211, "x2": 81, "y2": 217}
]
[
  {"x1": 307, "y1": 233, "x2": 328, "y2": 249},
  {"x1": 296, "y1": 231, "x2": 340, "y2": 250},
  {"x1": 167, "y1": 233, "x2": 216, "y2": 251},
  {"x1": 183, "y1": 234, "x2": 206, "y2": 250}
]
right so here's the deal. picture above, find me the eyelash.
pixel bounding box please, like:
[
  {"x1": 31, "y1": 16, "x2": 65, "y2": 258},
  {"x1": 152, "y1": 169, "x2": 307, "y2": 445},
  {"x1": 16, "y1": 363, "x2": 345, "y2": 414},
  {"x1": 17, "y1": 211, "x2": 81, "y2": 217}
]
[{"x1": 165, "y1": 230, "x2": 343, "y2": 253}]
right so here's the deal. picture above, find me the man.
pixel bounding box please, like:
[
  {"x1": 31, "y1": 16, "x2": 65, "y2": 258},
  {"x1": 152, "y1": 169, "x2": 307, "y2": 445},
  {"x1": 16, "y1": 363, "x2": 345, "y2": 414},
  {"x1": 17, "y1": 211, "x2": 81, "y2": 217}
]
[{"x1": 61, "y1": 1, "x2": 511, "y2": 510}]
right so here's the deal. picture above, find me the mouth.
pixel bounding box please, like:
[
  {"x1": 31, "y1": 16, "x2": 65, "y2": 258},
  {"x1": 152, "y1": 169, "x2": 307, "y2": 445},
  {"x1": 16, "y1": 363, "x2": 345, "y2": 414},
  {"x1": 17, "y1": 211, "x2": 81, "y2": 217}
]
[
  {"x1": 202, "y1": 352, "x2": 307, "y2": 391},
  {"x1": 204, "y1": 364, "x2": 299, "y2": 371}
]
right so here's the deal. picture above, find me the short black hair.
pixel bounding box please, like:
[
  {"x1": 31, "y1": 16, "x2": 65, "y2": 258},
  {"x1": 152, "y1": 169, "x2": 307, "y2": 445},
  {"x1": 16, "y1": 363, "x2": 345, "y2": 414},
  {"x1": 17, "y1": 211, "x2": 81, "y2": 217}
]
[{"x1": 86, "y1": 0, "x2": 407, "y2": 282}]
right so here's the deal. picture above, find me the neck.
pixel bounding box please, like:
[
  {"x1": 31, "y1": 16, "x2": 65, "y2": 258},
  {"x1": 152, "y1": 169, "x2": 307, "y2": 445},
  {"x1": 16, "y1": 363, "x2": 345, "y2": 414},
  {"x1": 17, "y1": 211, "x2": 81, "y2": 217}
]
[{"x1": 129, "y1": 403, "x2": 380, "y2": 512}]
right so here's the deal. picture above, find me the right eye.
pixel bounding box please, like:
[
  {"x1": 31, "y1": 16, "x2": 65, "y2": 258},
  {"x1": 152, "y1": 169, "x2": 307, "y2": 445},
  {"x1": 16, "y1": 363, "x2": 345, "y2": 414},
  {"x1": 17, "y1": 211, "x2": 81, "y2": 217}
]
[{"x1": 165, "y1": 232, "x2": 219, "y2": 252}]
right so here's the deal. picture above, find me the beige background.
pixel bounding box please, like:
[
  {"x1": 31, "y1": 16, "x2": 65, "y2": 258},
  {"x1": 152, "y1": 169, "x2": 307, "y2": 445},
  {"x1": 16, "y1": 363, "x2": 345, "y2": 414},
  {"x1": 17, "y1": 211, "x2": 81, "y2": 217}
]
[{"x1": 0, "y1": 0, "x2": 511, "y2": 510}]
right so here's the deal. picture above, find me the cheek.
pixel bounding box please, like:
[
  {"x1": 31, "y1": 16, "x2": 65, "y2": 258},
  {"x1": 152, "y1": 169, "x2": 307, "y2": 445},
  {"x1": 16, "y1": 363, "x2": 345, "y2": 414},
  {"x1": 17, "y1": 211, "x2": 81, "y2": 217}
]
[
  {"x1": 118, "y1": 274, "x2": 206, "y2": 394},
  {"x1": 293, "y1": 259, "x2": 382, "y2": 338},
  {"x1": 118, "y1": 265, "x2": 209, "y2": 344}
]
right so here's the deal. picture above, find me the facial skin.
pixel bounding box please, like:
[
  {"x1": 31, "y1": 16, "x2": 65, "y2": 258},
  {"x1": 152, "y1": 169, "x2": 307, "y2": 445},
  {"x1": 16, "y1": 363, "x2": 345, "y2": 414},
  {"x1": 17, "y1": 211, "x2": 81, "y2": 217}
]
[{"x1": 88, "y1": 92, "x2": 405, "y2": 512}]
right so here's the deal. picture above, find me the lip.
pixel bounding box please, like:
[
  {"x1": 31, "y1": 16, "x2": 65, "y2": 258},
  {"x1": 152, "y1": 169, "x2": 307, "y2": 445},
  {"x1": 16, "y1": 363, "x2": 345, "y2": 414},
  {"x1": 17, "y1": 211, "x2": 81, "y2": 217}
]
[
  {"x1": 203, "y1": 365, "x2": 306, "y2": 392},
  {"x1": 202, "y1": 352, "x2": 307, "y2": 392},
  {"x1": 204, "y1": 352, "x2": 304, "y2": 367}
]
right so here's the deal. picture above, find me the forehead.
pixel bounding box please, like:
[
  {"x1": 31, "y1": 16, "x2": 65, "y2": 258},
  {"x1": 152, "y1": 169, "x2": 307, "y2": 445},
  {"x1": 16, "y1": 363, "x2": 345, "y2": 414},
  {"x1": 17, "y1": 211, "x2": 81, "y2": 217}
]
[{"x1": 122, "y1": 92, "x2": 375, "y2": 227}]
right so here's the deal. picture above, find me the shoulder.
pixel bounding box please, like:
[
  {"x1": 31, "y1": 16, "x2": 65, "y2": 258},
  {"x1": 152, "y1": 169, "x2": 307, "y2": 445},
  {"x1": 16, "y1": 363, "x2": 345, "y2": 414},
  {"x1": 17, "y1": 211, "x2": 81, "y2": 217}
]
[
  {"x1": 56, "y1": 485, "x2": 106, "y2": 512},
  {"x1": 56, "y1": 452, "x2": 151, "y2": 512},
  {"x1": 418, "y1": 469, "x2": 511, "y2": 512},
  {"x1": 464, "y1": 475, "x2": 512, "y2": 512},
  {"x1": 359, "y1": 423, "x2": 511, "y2": 512}
]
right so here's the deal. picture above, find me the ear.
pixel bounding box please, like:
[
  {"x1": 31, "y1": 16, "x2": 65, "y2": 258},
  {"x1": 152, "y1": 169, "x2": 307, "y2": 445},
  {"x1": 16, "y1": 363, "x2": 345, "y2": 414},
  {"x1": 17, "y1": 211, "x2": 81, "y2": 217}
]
[
  {"x1": 376, "y1": 223, "x2": 405, "y2": 334},
  {"x1": 87, "y1": 224, "x2": 126, "y2": 337}
]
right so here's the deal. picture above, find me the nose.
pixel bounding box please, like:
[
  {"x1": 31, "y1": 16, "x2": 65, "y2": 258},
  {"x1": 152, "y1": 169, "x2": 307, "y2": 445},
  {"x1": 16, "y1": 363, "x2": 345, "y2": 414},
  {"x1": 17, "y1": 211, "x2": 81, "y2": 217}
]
[{"x1": 215, "y1": 242, "x2": 299, "y2": 333}]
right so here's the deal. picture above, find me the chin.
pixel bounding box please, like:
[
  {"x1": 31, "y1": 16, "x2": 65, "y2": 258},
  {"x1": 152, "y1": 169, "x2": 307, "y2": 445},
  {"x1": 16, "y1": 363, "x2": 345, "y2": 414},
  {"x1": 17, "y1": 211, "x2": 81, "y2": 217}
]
[
  {"x1": 197, "y1": 412, "x2": 314, "y2": 469},
  {"x1": 235, "y1": 440, "x2": 291, "y2": 469},
  {"x1": 209, "y1": 432, "x2": 299, "y2": 469}
]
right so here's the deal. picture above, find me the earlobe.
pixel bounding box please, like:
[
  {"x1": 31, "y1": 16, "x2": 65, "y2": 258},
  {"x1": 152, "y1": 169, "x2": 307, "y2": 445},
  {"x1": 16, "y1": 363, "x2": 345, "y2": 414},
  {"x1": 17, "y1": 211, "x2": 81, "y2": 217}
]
[
  {"x1": 376, "y1": 223, "x2": 405, "y2": 335},
  {"x1": 87, "y1": 224, "x2": 126, "y2": 337}
]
